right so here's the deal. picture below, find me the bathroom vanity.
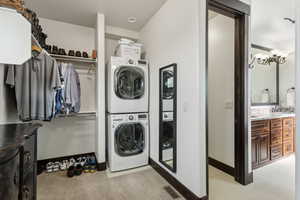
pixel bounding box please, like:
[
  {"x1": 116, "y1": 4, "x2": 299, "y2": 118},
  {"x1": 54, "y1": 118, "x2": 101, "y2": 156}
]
[{"x1": 251, "y1": 114, "x2": 295, "y2": 169}]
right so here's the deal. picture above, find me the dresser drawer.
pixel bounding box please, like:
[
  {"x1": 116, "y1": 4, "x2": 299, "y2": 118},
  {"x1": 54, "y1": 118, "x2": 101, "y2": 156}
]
[
  {"x1": 23, "y1": 134, "x2": 36, "y2": 175},
  {"x1": 22, "y1": 171, "x2": 34, "y2": 200},
  {"x1": 283, "y1": 127, "x2": 293, "y2": 141},
  {"x1": 270, "y1": 128, "x2": 282, "y2": 146},
  {"x1": 283, "y1": 118, "x2": 294, "y2": 128},
  {"x1": 283, "y1": 141, "x2": 294, "y2": 156},
  {"x1": 252, "y1": 120, "x2": 270, "y2": 136},
  {"x1": 271, "y1": 119, "x2": 282, "y2": 129},
  {"x1": 271, "y1": 145, "x2": 283, "y2": 160}
]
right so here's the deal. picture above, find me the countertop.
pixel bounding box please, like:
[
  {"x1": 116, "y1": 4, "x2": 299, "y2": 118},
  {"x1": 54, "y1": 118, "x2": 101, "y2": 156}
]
[
  {"x1": 251, "y1": 113, "x2": 296, "y2": 121},
  {"x1": 0, "y1": 123, "x2": 42, "y2": 153}
]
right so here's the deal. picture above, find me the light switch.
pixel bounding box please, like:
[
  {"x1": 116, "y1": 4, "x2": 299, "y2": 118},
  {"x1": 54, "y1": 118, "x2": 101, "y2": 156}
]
[
  {"x1": 183, "y1": 102, "x2": 188, "y2": 112},
  {"x1": 224, "y1": 100, "x2": 233, "y2": 109}
]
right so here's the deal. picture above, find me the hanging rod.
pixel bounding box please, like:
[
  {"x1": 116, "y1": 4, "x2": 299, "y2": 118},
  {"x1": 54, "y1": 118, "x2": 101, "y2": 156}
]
[
  {"x1": 56, "y1": 112, "x2": 96, "y2": 118},
  {"x1": 50, "y1": 54, "x2": 97, "y2": 64}
]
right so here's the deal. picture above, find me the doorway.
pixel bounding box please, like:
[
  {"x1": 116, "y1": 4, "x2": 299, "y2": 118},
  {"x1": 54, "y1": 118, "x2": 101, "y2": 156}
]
[{"x1": 206, "y1": 0, "x2": 251, "y2": 189}]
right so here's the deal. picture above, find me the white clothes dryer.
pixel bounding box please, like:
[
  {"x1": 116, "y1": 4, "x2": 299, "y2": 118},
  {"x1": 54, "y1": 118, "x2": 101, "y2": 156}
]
[
  {"x1": 107, "y1": 56, "x2": 149, "y2": 113},
  {"x1": 107, "y1": 113, "x2": 149, "y2": 172}
]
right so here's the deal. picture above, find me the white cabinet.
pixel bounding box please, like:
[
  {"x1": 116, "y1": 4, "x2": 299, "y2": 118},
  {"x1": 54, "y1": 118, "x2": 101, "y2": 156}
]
[{"x1": 0, "y1": 7, "x2": 31, "y2": 65}]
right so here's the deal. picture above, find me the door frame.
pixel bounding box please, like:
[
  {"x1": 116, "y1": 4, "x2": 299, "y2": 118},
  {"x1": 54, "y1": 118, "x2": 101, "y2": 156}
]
[{"x1": 206, "y1": 0, "x2": 252, "y2": 188}]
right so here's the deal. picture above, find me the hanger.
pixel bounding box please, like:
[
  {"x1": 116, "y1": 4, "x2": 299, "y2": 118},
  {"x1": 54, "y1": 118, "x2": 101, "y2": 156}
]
[{"x1": 32, "y1": 45, "x2": 42, "y2": 53}]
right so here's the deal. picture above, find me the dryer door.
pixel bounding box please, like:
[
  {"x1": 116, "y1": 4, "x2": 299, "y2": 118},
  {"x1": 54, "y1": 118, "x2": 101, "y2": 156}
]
[
  {"x1": 115, "y1": 123, "x2": 145, "y2": 157},
  {"x1": 114, "y1": 66, "x2": 145, "y2": 100}
]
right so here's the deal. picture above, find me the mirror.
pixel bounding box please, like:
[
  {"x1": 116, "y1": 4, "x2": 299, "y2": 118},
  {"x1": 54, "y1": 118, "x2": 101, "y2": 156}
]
[
  {"x1": 251, "y1": 44, "x2": 279, "y2": 105},
  {"x1": 159, "y1": 63, "x2": 177, "y2": 173}
]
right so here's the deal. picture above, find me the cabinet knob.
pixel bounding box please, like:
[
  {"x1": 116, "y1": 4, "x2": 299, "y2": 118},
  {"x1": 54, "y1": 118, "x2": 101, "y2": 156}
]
[{"x1": 22, "y1": 186, "x2": 30, "y2": 200}]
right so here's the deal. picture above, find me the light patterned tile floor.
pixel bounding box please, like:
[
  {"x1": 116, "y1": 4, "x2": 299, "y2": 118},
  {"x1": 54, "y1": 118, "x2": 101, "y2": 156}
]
[
  {"x1": 209, "y1": 155, "x2": 295, "y2": 200},
  {"x1": 37, "y1": 167, "x2": 184, "y2": 200},
  {"x1": 38, "y1": 155, "x2": 295, "y2": 200}
]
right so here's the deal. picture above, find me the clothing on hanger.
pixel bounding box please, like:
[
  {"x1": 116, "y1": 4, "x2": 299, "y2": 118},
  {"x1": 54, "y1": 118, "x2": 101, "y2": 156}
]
[
  {"x1": 55, "y1": 62, "x2": 81, "y2": 115},
  {"x1": 6, "y1": 50, "x2": 61, "y2": 121}
]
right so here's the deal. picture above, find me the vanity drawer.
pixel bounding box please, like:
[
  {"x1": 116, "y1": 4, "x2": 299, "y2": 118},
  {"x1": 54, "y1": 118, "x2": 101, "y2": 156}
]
[
  {"x1": 252, "y1": 120, "x2": 270, "y2": 136},
  {"x1": 270, "y1": 129, "x2": 282, "y2": 146},
  {"x1": 283, "y1": 141, "x2": 294, "y2": 156},
  {"x1": 271, "y1": 145, "x2": 283, "y2": 160},
  {"x1": 283, "y1": 118, "x2": 294, "y2": 128},
  {"x1": 283, "y1": 128, "x2": 293, "y2": 141},
  {"x1": 271, "y1": 119, "x2": 282, "y2": 129}
]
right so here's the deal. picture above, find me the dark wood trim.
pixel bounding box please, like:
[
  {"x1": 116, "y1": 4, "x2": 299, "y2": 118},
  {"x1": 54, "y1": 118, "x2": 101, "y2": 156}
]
[
  {"x1": 37, "y1": 152, "x2": 97, "y2": 174},
  {"x1": 159, "y1": 63, "x2": 177, "y2": 173},
  {"x1": 209, "y1": 0, "x2": 251, "y2": 16},
  {"x1": 96, "y1": 162, "x2": 107, "y2": 171},
  {"x1": 149, "y1": 159, "x2": 207, "y2": 200},
  {"x1": 208, "y1": 157, "x2": 235, "y2": 177},
  {"x1": 207, "y1": 0, "x2": 253, "y2": 186},
  {"x1": 251, "y1": 44, "x2": 273, "y2": 52}
]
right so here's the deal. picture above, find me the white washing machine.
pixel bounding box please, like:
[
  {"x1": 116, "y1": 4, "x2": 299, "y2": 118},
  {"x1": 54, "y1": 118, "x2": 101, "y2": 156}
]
[
  {"x1": 107, "y1": 56, "x2": 149, "y2": 113},
  {"x1": 161, "y1": 68, "x2": 174, "y2": 112},
  {"x1": 108, "y1": 113, "x2": 149, "y2": 172}
]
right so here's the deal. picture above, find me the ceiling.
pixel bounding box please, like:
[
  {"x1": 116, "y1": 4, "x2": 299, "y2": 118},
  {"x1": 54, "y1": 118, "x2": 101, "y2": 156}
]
[
  {"x1": 251, "y1": 0, "x2": 295, "y2": 52},
  {"x1": 25, "y1": 0, "x2": 167, "y2": 31}
]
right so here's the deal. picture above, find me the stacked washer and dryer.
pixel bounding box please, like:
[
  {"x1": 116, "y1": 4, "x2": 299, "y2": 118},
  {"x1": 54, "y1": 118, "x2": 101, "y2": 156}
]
[{"x1": 107, "y1": 39, "x2": 149, "y2": 172}]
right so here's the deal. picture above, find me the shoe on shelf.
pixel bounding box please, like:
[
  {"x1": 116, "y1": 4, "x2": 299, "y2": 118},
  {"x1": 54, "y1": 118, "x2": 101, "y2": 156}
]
[
  {"x1": 60, "y1": 160, "x2": 68, "y2": 171},
  {"x1": 53, "y1": 162, "x2": 60, "y2": 172},
  {"x1": 67, "y1": 166, "x2": 75, "y2": 178},
  {"x1": 74, "y1": 164, "x2": 83, "y2": 176},
  {"x1": 46, "y1": 162, "x2": 54, "y2": 173}
]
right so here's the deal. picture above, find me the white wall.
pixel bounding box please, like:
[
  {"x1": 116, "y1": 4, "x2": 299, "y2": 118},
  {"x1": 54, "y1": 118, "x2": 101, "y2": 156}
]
[
  {"x1": 295, "y1": 2, "x2": 300, "y2": 200},
  {"x1": 95, "y1": 13, "x2": 106, "y2": 164},
  {"x1": 280, "y1": 52, "x2": 296, "y2": 106},
  {"x1": 208, "y1": 14, "x2": 235, "y2": 167},
  {"x1": 37, "y1": 18, "x2": 97, "y2": 160},
  {"x1": 40, "y1": 18, "x2": 96, "y2": 54},
  {"x1": 140, "y1": 0, "x2": 207, "y2": 197},
  {"x1": 0, "y1": 65, "x2": 19, "y2": 124}
]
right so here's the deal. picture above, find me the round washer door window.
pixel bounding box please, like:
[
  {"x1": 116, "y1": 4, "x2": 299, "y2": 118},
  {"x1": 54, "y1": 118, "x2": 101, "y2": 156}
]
[
  {"x1": 115, "y1": 123, "x2": 145, "y2": 157},
  {"x1": 162, "y1": 70, "x2": 174, "y2": 100},
  {"x1": 115, "y1": 66, "x2": 145, "y2": 99}
]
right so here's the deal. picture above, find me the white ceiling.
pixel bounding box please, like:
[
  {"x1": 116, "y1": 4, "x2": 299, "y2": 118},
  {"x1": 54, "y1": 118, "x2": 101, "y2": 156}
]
[
  {"x1": 251, "y1": 0, "x2": 295, "y2": 52},
  {"x1": 25, "y1": 0, "x2": 167, "y2": 31}
]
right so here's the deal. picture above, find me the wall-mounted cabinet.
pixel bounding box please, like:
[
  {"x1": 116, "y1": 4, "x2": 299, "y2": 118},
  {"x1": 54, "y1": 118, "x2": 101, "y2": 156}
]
[{"x1": 0, "y1": 7, "x2": 31, "y2": 65}]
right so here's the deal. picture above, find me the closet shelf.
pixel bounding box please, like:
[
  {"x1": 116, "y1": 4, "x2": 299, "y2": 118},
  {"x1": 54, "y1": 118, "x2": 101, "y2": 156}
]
[{"x1": 50, "y1": 54, "x2": 97, "y2": 64}]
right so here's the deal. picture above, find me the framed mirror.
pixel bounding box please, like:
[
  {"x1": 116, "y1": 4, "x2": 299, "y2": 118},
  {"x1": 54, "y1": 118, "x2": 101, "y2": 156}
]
[
  {"x1": 159, "y1": 63, "x2": 177, "y2": 173},
  {"x1": 251, "y1": 44, "x2": 279, "y2": 106}
]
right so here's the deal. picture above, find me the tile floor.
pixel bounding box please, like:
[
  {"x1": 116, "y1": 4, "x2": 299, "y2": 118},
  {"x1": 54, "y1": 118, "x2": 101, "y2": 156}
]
[
  {"x1": 209, "y1": 155, "x2": 295, "y2": 200},
  {"x1": 37, "y1": 166, "x2": 184, "y2": 200},
  {"x1": 38, "y1": 155, "x2": 295, "y2": 200}
]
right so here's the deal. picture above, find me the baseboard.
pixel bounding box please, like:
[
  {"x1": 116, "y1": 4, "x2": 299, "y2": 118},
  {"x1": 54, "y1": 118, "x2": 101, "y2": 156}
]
[
  {"x1": 208, "y1": 157, "x2": 235, "y2": 177},
  {"x1": 37, "y1": 152, "x2": 96, "y2": 175},
  {"x1": 149, "y1": 158, "x2": 207, "y2": 200}
]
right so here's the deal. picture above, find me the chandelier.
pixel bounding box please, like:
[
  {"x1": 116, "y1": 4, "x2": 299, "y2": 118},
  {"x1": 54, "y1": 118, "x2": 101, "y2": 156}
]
[{"x1": 250, "y1": 50, "x2": 288, "y2": 69}]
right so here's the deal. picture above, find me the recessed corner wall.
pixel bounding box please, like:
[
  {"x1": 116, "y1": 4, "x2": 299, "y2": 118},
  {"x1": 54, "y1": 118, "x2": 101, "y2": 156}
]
[{"x1": 140, "y1": 0, "x2": 207, "y2": 197}]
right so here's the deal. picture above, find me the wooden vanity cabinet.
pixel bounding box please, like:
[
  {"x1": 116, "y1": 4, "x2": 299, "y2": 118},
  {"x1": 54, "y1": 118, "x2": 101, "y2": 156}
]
[
  {"x1": 252, "y1": 117, "x2": 295, "y2": 169},
  {"x1": 251, "y1": 120, "x2": 270, "y2": 169}
]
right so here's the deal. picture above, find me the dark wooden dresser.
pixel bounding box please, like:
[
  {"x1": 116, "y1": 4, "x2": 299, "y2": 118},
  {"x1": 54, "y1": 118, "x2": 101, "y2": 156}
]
[
  {"x1": 0, "y1": 123, "x2": 42, "y2": 200},
  {"x1": 252, "y1": 117, "x2": 295, "y2": 169}
]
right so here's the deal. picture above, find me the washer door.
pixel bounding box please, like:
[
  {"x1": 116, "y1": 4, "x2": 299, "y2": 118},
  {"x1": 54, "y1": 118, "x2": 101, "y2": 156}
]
[
  {"x1": 115, "y1": 66, "x2": 145, "y2": 99},
  {"x1": 162, "y1": 70, "x2": 174, "y2": 100},
  {"x1": 115, "y1": 123, "x2": 145, "y2": 157}
]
